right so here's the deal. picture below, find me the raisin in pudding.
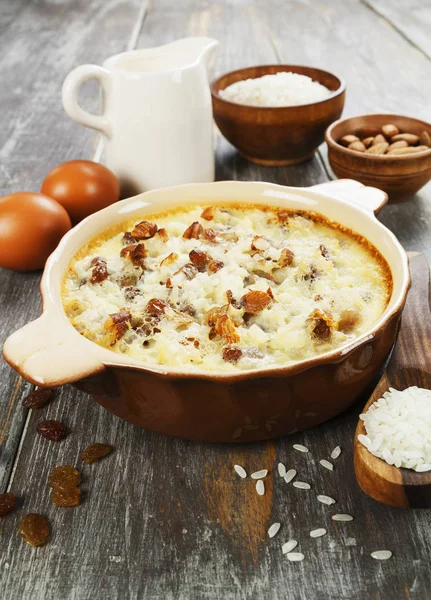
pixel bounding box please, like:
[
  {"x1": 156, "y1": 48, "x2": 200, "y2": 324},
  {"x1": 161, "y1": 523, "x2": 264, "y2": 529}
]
[{"x1": 62, "y1": 205, "x2": 392, "y2": 371}]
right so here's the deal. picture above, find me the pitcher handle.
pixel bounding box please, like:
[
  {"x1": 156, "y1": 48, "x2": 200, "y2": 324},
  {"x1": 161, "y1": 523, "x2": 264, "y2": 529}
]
[{"x1": 62, "y1": 65, "x2": 112, "y2": 137}]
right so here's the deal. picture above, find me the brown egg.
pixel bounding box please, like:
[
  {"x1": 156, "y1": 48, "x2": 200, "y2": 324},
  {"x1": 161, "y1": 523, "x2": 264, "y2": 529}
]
[
  {"x1": 0, "y1": 192, "x2": 71, "y2": 271},
  {"x1": 41, "y1": 160, "x2": 120, "y2": 224}
]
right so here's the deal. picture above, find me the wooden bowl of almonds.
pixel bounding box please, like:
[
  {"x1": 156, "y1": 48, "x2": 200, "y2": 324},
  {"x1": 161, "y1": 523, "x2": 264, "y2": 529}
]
[{"x1": 325, "y1": 114, "x2": 431, "y2": 202}]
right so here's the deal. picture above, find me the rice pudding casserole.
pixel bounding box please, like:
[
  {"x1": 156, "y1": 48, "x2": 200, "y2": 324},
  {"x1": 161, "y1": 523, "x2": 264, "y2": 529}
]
[{"x1": 62, "y1": 205, "x2": 392, "y2": 372}]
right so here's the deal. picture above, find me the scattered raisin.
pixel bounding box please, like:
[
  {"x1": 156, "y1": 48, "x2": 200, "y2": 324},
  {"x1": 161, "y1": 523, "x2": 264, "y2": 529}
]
[
  {"x1": 104, "y1": 310, "x2": 132, "y2": 344},
  {"x1": 279, "y1": 248, "x2": 295, "y2": 267},
  {"x1": 90, "y1": 257, "x2": 108, "y2": 284},
  {"x1": 222, "y1": 347, "x2": 243, "y2": 363},
  {"x1": 189, "y1": 249, "x2": 209, "y2": 270},
  {"x1": 49, "y1": 466, "x2": 81, "y2": 488},
  {"x1": 0, "y1": 492, "x2": 16, "y2": 516},
  {"x1": 18, "y1": 514, "x2": 50, "y2": 547},
  {"x1": 208, "y1": 259, "x2": 224, "y2": 273},
  {"x1": 241, "y1": 290, "x2": 272, "y2": 315},
  {"x1": 37, "y1": 420, "x2": 67, "y2": 442},
  {"x1": 181, "y1": 304, "x2": 196, "y2": 317},
  {"x1": 183, "y1": 221, "x2": 203, "y2": 239},
  {"x1": 51, "y1": 488, "x2": 80, "y2": 508},
  {"x1": 120, "y1": 273, "x2": 139, "y2": 288},
  {"x1": 320, "y1": 244, "x2": 330, "y2": 259},
  {"x1": 80, "y1": 443, "x2": 113, "y2": 464},
  {"x1": 205, "y1": 305, "x2": 228, "y2": 327},
  {"x1": 120, "y1": 243, "x2": 147, "y2": 266},
  {"x1": 201, "y1": 206, "x2": 216, "y2": 221},
  {"x1": 146, "y1": 298, "x2": 168, "y2": 315},
  {"x1": 22, "y1": 388, "x2": 53, "y2": 409},
  {"x1": 131, "y1": 220, "x2": 158, "y2": 240},
  {"x1": 186, "y1": 337, "x2": 200, "y2": 349}
]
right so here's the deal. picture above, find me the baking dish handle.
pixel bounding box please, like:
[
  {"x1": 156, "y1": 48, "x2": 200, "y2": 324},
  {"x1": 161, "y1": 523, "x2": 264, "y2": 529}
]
[
  {"x1": 311, "y1": 179, "x2": 388, "y2": 215},
  {"x1": 2, "y1": 312, "x2": 105, "y2": 387}
]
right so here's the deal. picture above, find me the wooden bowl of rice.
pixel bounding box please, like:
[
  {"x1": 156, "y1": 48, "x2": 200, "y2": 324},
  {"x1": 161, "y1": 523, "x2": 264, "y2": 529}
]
[{"x1": 211, "y1": 65, "x2": 345, "y2": 166}]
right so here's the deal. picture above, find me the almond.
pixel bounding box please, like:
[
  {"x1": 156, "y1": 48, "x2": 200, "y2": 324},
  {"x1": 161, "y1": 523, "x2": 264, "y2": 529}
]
[
  {"x1": 388, "y1": 145, "x2": 430, "y2": 155},
  {"x1": 201, "y1": 206, "x2": 216, "y2": 221},
  {"x1": 387, "y1": 140, "x2": 408, "y2": 152},
  {"x1": 279, "y1": 248, "x2": 294, "y2": 267},
  {"x1": 131, "y1": 221, "x2": 158, "y2": 240},
  {"x1": 420, "y1": 130, "x2": 431, "y2": 147},
  {"x1": 339, "y1": 134, "x2": 360, "y2": 147},
  {"x1": 241, "y1": 290, "x2": 272, "y2": 315},
  {"x1": 214, "y1": 314, "x2": 240, "y2": 344},
  {"x1": 391, "y1": 133, "x2": 419, "y2": 145},
  {"x1": 160, "y1": 252, "x2": 178, "y2": 267},
  {"x1": 381, "y1": 124, "x2": 399, "y2": 138},
  {"x1": 208, "y1": 259, "x2": 224, "y2": 273},
  {"x1": 362, "y1": 137, "x2": 374, "y2": 148},
  {"x1": 189, "y1": 249, "x2": 209, "y2": 270},
  {"x1": 183, "y1": 221, "x2": 203, "y2": 239},
  {"x1": 372, "y1": 134, "x2": 386, "y2": 146},
  {"x1": 348, "y1": 141, "x2": 366, "y2": 152},
  {"x1": 366, "y1": 142, "x2": 389, "y2": 155}
]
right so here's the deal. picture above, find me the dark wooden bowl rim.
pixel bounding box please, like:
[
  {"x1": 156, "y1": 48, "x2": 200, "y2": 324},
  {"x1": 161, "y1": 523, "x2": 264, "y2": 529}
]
[{"x1": 211, "y1": 64, "x2": 346, "y2": 111}]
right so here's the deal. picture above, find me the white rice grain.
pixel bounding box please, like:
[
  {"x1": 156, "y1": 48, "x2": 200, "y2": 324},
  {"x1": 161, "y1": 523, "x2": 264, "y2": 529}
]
[
  {"x1": 256, "y1": 480, "x2": 265, "y2": 496},
  {"x1": 284, "y1": 469, "x2": 297, "y2": 484},
  {"x1": 282, "y1": 540, "x2": 298, "y2": 554},
  {"x1": 233, "y1": 464, "x2": 247, "y2": 479},
  {"x1": 332, "y1": 514, "x2": 353, "y2": 522},
  {"x1": 371, "y1": 550, "x2": 392, "y2": 560},
  {"x1": 293, "y1": 444, "x2": 309, "y2": 453},
  {"x1": 286, "y1": 552, "x2": 305, "y2": 562},
  {"x1": 251, "y1": 469, "x2": 268, "y2": 479},
  {"x1": 278, "y1": 462, "x2": 287, "y2": 477},
  {"x1": 331, "y1": 446, "x2": 342, "y2": 460},
  {"x1": 319, "y1": 459, "x2": 334, "y2": 471},
  {"x1": 317, "y1": 495, "x2": 336, "y2": 505},
  {"x1": 310, "y1": 528, "x2": 327, "y2": 538},
  {"x1": 268, "y1": 523, "x2": 281, "y2": 538},
  {"x1": 293, "y1": 481, "x2": 311, "y2": 490}
]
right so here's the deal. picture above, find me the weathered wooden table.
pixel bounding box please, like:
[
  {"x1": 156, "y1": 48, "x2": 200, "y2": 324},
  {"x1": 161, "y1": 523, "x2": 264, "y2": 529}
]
[{"x1": 1, "y1": 1, "x2": 431, "y2": 598}]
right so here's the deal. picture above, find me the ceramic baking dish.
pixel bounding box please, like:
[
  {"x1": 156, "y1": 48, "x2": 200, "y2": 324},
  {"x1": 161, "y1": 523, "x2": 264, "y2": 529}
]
[{"x1": 3, "y1": 180, "x2": 410, "y2": 442}]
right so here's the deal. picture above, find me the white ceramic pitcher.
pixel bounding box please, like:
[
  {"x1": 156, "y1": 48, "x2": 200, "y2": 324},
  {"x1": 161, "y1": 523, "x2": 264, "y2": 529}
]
[{"x1": 62, "y1": 38, "x2": 219, "y2": 194}]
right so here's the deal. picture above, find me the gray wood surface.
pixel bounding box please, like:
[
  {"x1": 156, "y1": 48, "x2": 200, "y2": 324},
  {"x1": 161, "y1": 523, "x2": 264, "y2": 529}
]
[
  {"x1": 1, "y1": 1, "x2": 431, "y2": 599},
  {"x1": 365, "y1": 0, "x2": 431, "y2": 58}
]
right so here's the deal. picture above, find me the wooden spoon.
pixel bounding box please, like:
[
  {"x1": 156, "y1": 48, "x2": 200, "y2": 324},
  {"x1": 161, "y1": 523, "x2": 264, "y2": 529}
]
[{"x1": 354, "y1": 253, "x2": 431, "y2": 508}]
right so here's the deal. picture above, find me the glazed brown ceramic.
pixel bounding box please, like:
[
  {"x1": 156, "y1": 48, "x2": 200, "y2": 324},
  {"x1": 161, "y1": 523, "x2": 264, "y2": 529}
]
[
  {"x1": 211, "y1": 65, "x2": 345, "y2": 166},
  {"x1": 3, "y1": 180, "x2": 410, "y2": 443},
  {"x1": 326, "y1": 114, "x2": 431, "y2": 203}
]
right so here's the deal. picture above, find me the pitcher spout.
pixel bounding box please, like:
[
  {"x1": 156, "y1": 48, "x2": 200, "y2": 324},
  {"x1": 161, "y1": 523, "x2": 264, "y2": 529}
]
[{"x1": 169, "y1": 37, "x2": 219, "y2": 72}]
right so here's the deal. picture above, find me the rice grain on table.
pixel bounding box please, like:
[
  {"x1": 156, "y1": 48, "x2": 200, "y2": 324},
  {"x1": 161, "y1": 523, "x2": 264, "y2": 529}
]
[
  {"x1": 286, "y1": 552, "x2": 305, "y2": 562},
  {"x1": 268, "y1": 523, "x2": 281, "y2": 538},
  {"x1": 371, "y1": 550, "x2": 392, "y2": 560},
  {"x1": 284, "y1": 469, "x2": 297, "y2": 484},
  {"x1": 319, "y1": 459, "x2": 334, "y2": 471},
  {"x1": 278, "y1": 462, "x2": 287, "y2": 477},
  {"x1": 233, "y1": 465, "x2": 247, "y2": 479},
  {"x1": 256, "y1": 480, "x2": 265, "y2": 496},
  {"x1": 293, "y1": 444, "x2": 309, "y2": 453},
  {"x1": 332, "y1": 514, "x2": 353, "y2": 522},
  {"x1": 331, "y1": 446, "x2": 342, "y2": 460},
  {"x1": 293, "y1": 481, "x2": 311, "y2": 490},
  {"x1": 317, "y1": 494, "x2": 336, "y2": 505},
  {"x1": 282, "y1": 540, "x2": 298, "y2": 554},
  {"x1": 251, "y1": 469, "x2": 268, "y2": 479},
  {"x1": 310, "y1": 528, "x2": 327, "y2": 538}
]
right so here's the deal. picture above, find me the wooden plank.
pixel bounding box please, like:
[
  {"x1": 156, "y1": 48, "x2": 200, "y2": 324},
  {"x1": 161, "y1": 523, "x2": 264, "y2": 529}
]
[
  {"x1": 262, "y1": 0, "x2": 431, "y2": 259},
  {"x1": 0, "y1": 0, "x2": 146, "y2": 493},
  {"x1": 364, "y1": 0, "x2": 431, "y2": 58},
  {"x1": 2, "y1": 1, "x2": 431, "y2": 600}
]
